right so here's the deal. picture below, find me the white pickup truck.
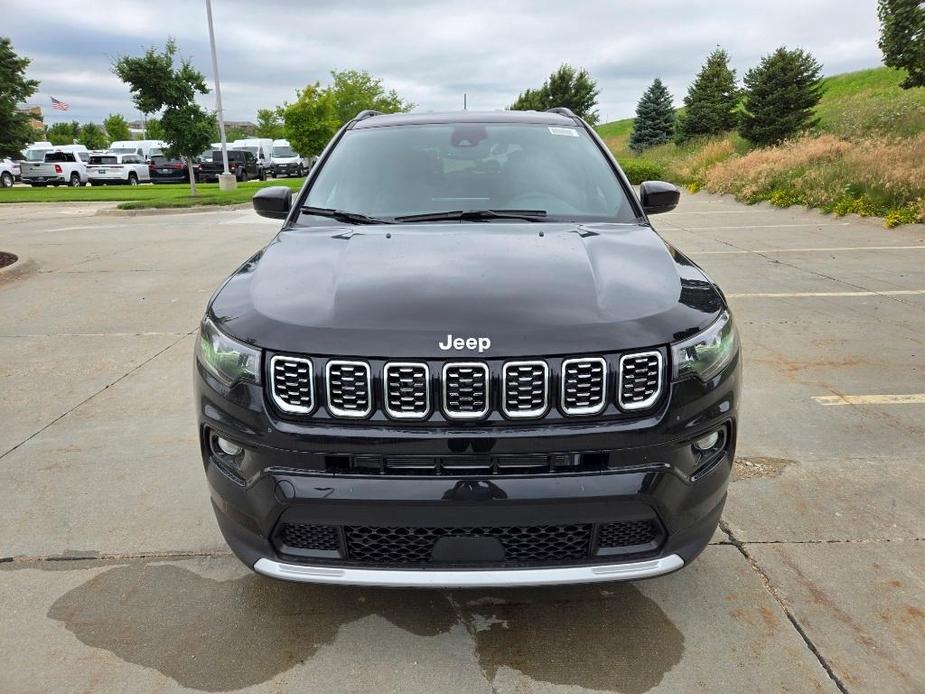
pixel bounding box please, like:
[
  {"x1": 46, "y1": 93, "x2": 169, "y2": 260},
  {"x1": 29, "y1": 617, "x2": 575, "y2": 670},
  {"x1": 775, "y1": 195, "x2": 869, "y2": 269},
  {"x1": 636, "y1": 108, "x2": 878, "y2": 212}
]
[{"x1": 21, "y1": 149, "x2": 90, "y2": 187}]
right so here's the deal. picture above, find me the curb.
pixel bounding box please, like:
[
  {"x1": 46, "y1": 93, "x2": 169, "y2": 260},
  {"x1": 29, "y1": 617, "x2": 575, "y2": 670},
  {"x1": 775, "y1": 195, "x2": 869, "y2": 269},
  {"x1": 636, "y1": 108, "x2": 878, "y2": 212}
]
[{"x1": 96, "y1": 203, "x2": 252, "y2": 217}]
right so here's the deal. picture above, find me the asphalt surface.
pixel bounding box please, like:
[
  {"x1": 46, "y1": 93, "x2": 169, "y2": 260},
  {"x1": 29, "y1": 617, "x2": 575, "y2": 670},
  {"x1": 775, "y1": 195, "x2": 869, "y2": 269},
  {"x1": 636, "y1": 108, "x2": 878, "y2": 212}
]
[{"x1": 0, "y1": 194, "x2": 923, "y2": 693}]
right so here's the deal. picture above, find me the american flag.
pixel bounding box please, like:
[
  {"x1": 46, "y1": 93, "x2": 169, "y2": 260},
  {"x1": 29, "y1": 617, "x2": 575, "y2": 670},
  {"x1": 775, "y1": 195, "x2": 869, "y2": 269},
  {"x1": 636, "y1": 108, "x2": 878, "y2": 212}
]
[{"x1": 51, "y1": 96, "x2": 70, "y2": 111}]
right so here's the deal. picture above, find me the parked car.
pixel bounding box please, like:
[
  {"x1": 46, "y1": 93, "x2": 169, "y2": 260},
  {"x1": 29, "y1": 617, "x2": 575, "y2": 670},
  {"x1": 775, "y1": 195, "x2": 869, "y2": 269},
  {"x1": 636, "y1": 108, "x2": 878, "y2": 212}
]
[
  {"x1": 195, "y1": 108, "x2": 741, "y2": 587},
  {"x1": 20, "y1": 149, "x2": 90, "y2": 187},
  {"x1": 0, "y1": 159, "x2": 16, "y2": 188},
  {"x1": 20, "y1": 141, "x2": 55, "y2": 167},
  {"x1": 269, "y1": 139, "x2": 305, "y2": 178},
  {"x1": 149, "y1": 155, "x2": 196, "y2": 184},
  {"x1": 230, "y1": 138, "x2": 274, "y2": 171},
  {"x1": 87, "y1": 153, "x2": 151, "y2": 186},
  {"x1": 198, "y1": 149, "x2": 265, "y2": 182},
  {"x1": 108, "y1": 140, "x2": 165, "y2": 161}
]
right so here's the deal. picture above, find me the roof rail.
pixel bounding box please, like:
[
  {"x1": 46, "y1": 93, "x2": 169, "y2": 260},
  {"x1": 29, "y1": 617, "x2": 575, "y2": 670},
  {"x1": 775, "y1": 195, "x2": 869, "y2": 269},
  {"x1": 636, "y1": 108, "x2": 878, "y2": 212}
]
[
  {"x1": 546, "y1": 107, "x2": 578, "y2": 119},
  {"x1": 354, "y1": 110, "x2": 384, "y2": 121}
]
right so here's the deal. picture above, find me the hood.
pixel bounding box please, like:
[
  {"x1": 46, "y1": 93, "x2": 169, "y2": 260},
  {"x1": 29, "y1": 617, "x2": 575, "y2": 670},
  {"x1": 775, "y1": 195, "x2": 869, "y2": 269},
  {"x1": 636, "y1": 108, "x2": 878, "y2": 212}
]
[
  {"x1": 272, "y1": 156, "x2": 300, "y2": 163},
  {"x1": 211, "y1": 222, "x2": 724, "y2": 358}
]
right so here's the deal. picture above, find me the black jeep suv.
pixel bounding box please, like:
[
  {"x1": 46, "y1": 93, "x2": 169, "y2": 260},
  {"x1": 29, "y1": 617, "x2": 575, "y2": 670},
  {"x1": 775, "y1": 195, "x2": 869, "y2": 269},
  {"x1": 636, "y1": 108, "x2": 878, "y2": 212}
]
[{"x1": 195, "y1": 109, "x2": 740, "y2": 587}]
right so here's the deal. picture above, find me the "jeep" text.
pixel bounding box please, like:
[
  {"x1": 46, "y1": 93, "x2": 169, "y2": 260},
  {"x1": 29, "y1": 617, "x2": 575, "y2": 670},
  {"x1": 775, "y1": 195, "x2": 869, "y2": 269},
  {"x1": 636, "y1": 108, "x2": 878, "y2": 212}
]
[{"x1": 438, "y1": 334, "x2": 492, "y2": 353}]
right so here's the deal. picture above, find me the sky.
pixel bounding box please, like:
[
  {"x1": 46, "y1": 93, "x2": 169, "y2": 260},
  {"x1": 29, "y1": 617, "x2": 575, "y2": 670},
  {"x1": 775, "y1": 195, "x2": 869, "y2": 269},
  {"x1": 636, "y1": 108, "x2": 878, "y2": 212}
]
[{"x1": 4, "y1": 0, "x2": 883, "y2": 127}]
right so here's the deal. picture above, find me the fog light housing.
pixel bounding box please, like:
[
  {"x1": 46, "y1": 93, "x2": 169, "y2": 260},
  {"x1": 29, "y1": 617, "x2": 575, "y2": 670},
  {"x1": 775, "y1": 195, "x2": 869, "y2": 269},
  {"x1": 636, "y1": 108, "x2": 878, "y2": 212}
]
[
  {"x1": 209, "y1": 433, "x2": 246, "y2": 477},
  {"x1": 693, "y1": 431, "x2": 720, "y2": 451},
  {"x1": 215, "y1": 437, "x2": 243, "y2": 457}
]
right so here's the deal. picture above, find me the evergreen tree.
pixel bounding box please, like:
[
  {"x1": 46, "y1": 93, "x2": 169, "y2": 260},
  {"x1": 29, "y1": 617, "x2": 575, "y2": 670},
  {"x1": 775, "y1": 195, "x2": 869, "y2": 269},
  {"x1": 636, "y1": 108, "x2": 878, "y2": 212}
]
[
  {"x1": 878, "y1": 0, "x2": 925, "y2": 88},
  {"x1": 510, "y1": 65, "x2": 600, "y2": 124},
  {"x1": 739, "y1": 47, "x2": 823, "y2": 146},
  {"x1": 628, "y1": 78, "x2": 675, "y2": 152},
  {"x1": 677, "y1": 48, "x2": 738, "y2": 141}
]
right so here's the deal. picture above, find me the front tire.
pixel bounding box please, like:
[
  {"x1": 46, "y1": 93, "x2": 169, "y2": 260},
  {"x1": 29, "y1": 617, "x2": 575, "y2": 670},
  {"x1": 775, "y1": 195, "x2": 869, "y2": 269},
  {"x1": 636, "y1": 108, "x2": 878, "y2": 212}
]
[
  {"x1": 0, "y1": 172, "x2": 12, "y2": 188},
  {"x1": 69, "y1": 173, "x2": 81, "y2": 188}
]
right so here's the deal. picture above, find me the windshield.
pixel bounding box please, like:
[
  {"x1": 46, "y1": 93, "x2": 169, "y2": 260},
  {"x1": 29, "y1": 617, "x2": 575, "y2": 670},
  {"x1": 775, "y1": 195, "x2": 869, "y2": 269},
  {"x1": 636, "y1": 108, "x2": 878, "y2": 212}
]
[
  {"x1": 302, "y1": 123, "x2": 635, "y2": 223},
  {"x1": 149, "y1": 147, "x2": 163, "y2": 157},
  {"x1": 109, "y1": 147, "x2": 136, "y2": 155},
  {"x1": 272, "y1": 146, "x2": 296, "y2": 157},
  {"x1": 241, "y1": 147, "x2": 258, "y2": 155}
]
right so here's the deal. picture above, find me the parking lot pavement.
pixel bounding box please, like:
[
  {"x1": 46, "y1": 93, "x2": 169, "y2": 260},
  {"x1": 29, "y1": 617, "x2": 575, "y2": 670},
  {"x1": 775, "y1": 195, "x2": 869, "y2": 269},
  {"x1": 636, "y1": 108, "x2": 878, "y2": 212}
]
[{"x1": 0, "y1": 195, "x2": 923, "y2": 692}]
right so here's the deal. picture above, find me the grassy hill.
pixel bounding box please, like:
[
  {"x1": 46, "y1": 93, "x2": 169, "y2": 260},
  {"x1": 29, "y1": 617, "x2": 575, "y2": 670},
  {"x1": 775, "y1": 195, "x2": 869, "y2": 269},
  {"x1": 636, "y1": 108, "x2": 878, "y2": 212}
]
[{"x1": 596, "y1": 66, "x2": 925, "y2": 227}]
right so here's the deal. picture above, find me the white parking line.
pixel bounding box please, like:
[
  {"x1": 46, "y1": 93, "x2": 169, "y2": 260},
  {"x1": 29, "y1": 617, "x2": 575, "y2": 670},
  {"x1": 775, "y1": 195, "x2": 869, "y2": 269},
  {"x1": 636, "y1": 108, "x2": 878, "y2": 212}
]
[
  {"x1": 813, "y1": 394, "x2": 925, "y2": 406},
  {"x1": 727, "y1": 289, "x2": 925, "y2": 298},
  {"x1": 692, "y1": 245, "x2": 925, "y2": 256}
]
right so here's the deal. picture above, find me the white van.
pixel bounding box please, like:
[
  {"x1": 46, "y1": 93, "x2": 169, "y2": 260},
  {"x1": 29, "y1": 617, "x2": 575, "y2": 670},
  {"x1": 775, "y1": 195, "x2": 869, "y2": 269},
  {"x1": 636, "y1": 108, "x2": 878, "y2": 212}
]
[
  {"x1": 230, "y1": 138, "x2": 273, "y2": 169},
  {"x1": 269, "y1": 139, "x2": 306, "y2": 178},
  {"x1": 108, "y1": 140, "x2": 165, "y2": 160}
]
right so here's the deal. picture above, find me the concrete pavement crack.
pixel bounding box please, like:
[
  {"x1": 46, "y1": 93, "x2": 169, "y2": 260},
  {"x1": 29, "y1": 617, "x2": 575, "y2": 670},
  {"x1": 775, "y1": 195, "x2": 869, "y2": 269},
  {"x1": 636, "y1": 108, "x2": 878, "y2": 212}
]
[
  {"x1": 0, "y1": 327, "x2": 197, "y2": 461},
  {"x1": 719, "y1": 520, "x2": 850, "y2": 694}
]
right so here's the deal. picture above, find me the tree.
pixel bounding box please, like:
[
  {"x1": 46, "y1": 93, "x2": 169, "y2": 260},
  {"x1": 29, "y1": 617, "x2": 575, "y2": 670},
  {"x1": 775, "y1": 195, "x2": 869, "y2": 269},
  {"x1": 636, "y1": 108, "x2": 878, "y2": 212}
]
[
  {"x1": 144, "y1": 117, "x2": 166, "y2": 140},
  {"x1": 79, "y1": 122, "x2": 108, "y2": 150},
  {"x1": 283, "y1": 83, "x2": 339, "y2": 156},
  {"x1": 103, "y1": 113, "x2": 131, "y2": 141},
  {"x1": 114, "y1": 39, "x2": 212, "y2": 194},
  {"x1": 878, "y1": 0, "x2": 925, "y2": 88},
  {"x1": 329, "y1": 69, "x2": 413, "y2": 125},
  {"x1": 628, "y1": 78, "x2": 676, "y2": 152},
  {"x1": 255, "y1": 107, "x2": 285, "y2": 139},
  {"x1": 47, "y1": 121, "x2": 81, "y2": 145},
  {"x1": 739, "y1": 47, "x2": 823, "y2": 146},
  {"x1": 0, "y1": 37, "x2": 40, "y2": 159},
  {"x1": 509, "y1": 64, "x2": 600, "y2": 124},
  {"x1": 677, "y1": 48, "x2": 738, "y2": 141},
  {"x1": 222, "y1": 125, "x2": 249, "y2": 142},
  {"x1": 282, "y1": 71, "x2": 412, "y2": 156}
]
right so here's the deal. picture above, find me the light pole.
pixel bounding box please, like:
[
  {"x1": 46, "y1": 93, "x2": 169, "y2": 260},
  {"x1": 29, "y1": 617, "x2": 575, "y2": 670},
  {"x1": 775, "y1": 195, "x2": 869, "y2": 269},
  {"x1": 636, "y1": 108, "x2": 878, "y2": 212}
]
[{"x1": 205, "y1": 0, "x2": 235, "y2": 190}]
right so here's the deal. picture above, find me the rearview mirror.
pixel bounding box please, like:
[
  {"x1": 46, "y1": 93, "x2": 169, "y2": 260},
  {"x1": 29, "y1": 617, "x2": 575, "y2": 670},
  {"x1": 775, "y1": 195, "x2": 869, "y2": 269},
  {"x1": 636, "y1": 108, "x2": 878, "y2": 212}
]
[
  {"x1": 253, "y1": 186, "x2": 292, "y2": 220},
  {"x1": 639, "y1": 180, "x2": 680, "y2": 215}
]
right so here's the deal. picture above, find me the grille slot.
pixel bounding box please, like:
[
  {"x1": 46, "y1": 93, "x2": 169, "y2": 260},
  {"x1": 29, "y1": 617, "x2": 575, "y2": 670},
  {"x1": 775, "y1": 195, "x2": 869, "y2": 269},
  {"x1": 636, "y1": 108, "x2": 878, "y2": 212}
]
[
  {"x1": 269, "y1": 356, "x2": 314, "y2": 414},
  {"x1": 383, "y1": 362, "x2": 430, "y2": 419},
  {"x1": 561, "y1": 357, "x2": 607, "y2": 415},
  {"x1": 326, "y1": 360, "x2": 372, "y2": 417},
  {"x1": 442, "y1": 362, "x2": 490, "y2": 419},
  {"x1": 344, "y1": 524, "x2": 592, "y2": 566},
  {"x1": 618, "y1": 351, "x2": 663, "y2": 411},
  {"x1": 502, "y1": 360, "x2": 549, "y2": 418},
  {"x1": 598, "y1": 519, "x2": 659, "y2": 548}
]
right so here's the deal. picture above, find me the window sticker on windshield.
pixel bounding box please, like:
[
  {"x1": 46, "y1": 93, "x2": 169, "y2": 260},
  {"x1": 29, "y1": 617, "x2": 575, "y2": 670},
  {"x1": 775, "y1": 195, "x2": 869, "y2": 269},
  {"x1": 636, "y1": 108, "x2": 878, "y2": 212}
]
[{"x1": 548, "y1": 126, "x2": 579, "y2": 137}]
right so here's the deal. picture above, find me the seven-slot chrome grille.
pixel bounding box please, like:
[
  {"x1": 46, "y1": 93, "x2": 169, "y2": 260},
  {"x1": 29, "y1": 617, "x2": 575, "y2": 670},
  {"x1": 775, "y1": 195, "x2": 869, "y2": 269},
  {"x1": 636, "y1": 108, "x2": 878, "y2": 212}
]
[
  {"x1": 383, "y1": 362, "x2": 430, "y2": 419},
  {"x1": 268, "y1": 351, "x2": 664, "y2": 421},
  {"x1": 325, "y1": 360, "x2": 372, "y2": 417},
  {"x1": 442, "y1": 362, "x2": 490, "y2": 419},
  {"x1": 502, "y1": 361, "x2": 549, "y2": 418},
  {"x1": 618, "y1": 351, "x2": 663, "y2": 410}
]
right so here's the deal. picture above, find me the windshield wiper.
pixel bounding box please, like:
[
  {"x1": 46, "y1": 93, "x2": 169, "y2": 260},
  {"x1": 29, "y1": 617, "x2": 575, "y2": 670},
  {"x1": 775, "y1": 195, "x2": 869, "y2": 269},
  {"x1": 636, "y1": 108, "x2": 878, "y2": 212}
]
[
  {"x1": 393, "y1": 209, "x2": 548, "y2": 223},
  {"x1": 300, "y1": 206, "x2": 395, "y2": 225}
]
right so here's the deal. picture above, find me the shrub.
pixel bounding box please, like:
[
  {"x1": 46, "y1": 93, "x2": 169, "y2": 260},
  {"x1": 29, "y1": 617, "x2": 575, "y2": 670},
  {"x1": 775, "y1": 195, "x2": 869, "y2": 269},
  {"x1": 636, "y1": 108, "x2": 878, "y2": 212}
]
[{"x1": 618, "y1": 158, "x2": 666, "y2": 184}]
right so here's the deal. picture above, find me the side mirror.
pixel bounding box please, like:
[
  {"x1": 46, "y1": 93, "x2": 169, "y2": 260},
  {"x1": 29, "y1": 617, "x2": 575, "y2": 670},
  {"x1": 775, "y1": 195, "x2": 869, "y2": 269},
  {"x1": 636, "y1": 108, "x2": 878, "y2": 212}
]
[
  {"x1": 639, "y1": 180, "x2": 680, "y2": 215},
  {"x1": 252, "y1": 186, "x2": 292, "y2": 220}
]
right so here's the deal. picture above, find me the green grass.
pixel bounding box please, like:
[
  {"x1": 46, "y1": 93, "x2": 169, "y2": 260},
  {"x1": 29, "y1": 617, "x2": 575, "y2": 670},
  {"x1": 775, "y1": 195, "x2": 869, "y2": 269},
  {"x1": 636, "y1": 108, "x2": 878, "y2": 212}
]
[
  {"x1": 815, "y1": 67, "x2": 925, "y2": 138},
  {"x1": 0, "y1": 178, "x2": 304, "y2": 209}
]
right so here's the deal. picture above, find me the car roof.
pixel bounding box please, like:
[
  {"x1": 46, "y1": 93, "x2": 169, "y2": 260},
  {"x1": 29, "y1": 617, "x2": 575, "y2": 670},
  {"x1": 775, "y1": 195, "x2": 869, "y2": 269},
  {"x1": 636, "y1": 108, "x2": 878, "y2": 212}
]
[{"x1": 351, "y1": 110, "x2": 579, "y2": 129}]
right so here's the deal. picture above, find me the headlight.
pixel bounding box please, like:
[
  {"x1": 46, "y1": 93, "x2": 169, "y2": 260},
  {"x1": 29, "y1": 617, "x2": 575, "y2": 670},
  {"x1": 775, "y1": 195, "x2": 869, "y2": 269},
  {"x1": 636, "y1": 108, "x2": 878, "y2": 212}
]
[
  {"x1": 196, "y1": 315, "x2": 261, "y2": 386},
  {"x1": 671, "y1": 311, "x2": 737, "y2": 382}
]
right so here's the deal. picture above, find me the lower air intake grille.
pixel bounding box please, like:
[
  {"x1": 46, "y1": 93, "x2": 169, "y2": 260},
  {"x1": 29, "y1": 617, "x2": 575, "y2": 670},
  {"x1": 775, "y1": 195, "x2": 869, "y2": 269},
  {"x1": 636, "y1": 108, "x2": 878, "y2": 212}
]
[
  {"x1": 270, "y1": 356, "x2": 314, "y2": 414},
  {"x1": 443, "y1": 362, "x2": 489, "y2": 419},
  {"x1": 278, "y1": 523, "x2": 339, "y2": 551},
  {"x1": 344, "y1": 524, "x2": 592, "y2": 565},
  {"x1": 384, "y1": 362, "x2": 429, "y2": 418},
  {"x1": 502, "y1": 361, "x2": 549, "y2": 417},
  {"x1": 326, "y1": 360, "x2": 372, "y2": 417},
  {"x1": 618, "y1": 352, "x2": 663, "y2": 410},
  {"x1": 561, "y1": 357, "x2": 607, "y2": 414},
  {"x1": 598, "y1": 520, "x2": 658, "y2": 547}
]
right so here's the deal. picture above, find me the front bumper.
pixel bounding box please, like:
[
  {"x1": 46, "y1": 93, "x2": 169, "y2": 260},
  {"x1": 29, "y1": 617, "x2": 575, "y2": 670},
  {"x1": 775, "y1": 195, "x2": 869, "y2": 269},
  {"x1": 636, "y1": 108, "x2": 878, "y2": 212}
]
[{"x1": 196, "y1": 354, "x2": 739, "y2": 586}]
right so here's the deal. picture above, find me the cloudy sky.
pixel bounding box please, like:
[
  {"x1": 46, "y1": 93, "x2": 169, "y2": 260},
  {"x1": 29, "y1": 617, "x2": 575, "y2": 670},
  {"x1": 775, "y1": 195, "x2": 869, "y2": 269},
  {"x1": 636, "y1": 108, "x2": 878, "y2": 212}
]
[{"x1": 5, "y1": 0, "x2": 882, "y2": 126}]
